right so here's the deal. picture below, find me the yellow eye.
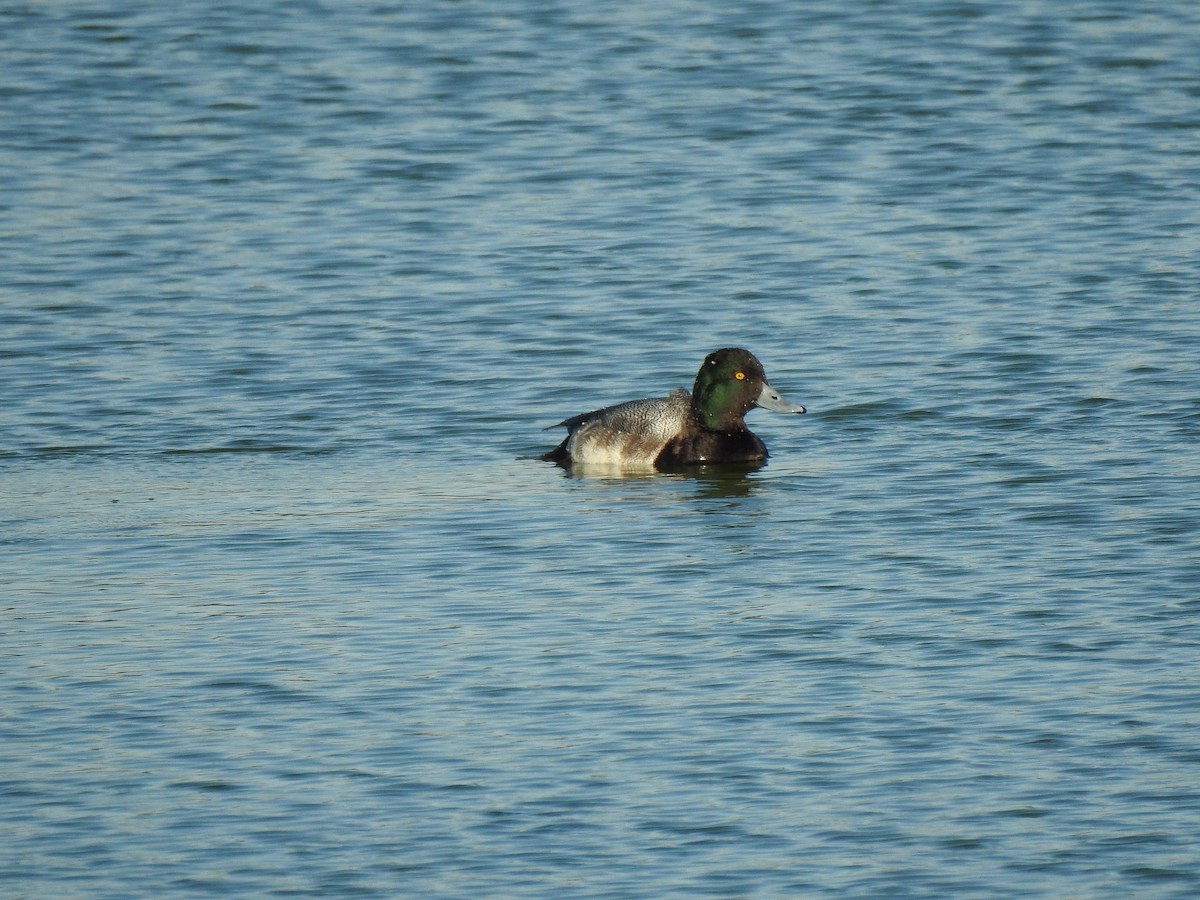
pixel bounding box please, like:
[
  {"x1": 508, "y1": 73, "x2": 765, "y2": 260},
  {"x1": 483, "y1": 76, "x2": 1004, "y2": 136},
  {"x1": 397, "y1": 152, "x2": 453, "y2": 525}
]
[{"x1": 735, "y1": 371, "x2": 745, "y2": 380}]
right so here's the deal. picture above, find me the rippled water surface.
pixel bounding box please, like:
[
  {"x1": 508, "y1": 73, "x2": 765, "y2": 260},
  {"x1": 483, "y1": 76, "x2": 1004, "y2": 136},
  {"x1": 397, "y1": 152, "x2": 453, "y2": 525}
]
[{"x1": 4, "y1": 1, "x2": 1200, "y2": 897}]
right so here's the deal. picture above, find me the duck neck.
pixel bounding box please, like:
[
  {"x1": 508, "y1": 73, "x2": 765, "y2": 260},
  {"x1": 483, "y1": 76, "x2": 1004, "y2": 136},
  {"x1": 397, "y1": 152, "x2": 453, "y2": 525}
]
[{"x1": 692, "y1": 384, "x2": 750, "y2": 432}]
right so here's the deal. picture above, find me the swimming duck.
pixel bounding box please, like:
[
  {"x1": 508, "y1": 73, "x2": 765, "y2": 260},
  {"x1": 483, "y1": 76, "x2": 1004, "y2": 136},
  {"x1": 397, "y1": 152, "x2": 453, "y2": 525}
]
[{"x1": 541, "y1": 348, "x2": 806, "y2": 470}]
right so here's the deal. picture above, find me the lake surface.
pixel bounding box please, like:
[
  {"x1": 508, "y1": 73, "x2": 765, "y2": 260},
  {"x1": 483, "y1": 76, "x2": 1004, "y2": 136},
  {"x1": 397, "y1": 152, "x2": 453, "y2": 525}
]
[{"x1": 4, "y1": 1, "x2": 1200, "y2": 896}]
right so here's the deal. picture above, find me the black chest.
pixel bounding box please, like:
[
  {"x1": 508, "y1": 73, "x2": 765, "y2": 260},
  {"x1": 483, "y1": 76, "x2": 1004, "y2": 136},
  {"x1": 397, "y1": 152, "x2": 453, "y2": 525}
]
[{"x1": 654, "y1": 428, "x2": 767, "y2": 468}]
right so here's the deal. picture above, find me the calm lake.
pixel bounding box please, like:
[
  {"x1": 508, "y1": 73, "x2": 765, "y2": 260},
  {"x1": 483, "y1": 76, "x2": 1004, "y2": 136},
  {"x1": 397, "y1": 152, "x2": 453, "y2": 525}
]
[{"x1": 3, "y1": 1, "x2": 1200, "y2": 896}]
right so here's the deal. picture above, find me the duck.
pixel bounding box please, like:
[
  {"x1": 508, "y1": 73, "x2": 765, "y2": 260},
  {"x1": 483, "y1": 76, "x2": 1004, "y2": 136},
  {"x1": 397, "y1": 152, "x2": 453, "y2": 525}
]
[{"x1": 541, "y1": 348, "x2": 806, "y2": 470}]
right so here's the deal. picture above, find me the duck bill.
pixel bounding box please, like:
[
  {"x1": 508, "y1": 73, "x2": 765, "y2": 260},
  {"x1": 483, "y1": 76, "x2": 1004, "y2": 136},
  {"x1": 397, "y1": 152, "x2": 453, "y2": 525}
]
[{"x1": 755, "y1": 382, "x2": 806, "y2": 414}]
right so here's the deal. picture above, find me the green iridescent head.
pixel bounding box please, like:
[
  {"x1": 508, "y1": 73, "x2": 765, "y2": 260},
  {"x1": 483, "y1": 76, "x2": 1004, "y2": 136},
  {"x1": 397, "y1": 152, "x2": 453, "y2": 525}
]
[{"x1": 691, "y1": 348, "x2": 805, "y2": 430}]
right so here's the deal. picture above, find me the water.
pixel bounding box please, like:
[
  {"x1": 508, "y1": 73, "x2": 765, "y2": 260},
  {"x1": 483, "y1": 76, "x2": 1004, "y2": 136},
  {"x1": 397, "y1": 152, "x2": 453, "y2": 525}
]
[{"x1": 3, "y1": 1, "x2": 1200, "y2": 896}]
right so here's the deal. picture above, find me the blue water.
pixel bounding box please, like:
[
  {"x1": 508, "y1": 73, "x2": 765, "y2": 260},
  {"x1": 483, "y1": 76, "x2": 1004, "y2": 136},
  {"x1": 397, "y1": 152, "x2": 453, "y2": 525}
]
[{"x1": 4, "y1": 1, "x2": 1200, "y2": 896}]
